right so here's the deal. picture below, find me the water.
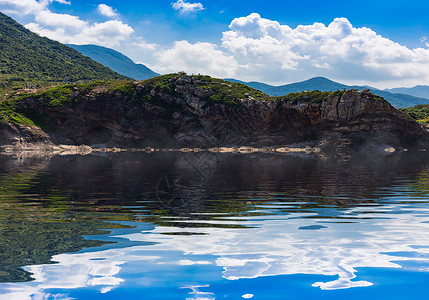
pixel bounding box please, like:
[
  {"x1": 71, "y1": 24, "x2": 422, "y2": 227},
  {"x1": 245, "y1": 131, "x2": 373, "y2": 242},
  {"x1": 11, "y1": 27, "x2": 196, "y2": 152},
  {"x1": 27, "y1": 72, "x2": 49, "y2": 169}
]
[{"x1": 1, "y1": 151, "x2": 429, "y2": 299}]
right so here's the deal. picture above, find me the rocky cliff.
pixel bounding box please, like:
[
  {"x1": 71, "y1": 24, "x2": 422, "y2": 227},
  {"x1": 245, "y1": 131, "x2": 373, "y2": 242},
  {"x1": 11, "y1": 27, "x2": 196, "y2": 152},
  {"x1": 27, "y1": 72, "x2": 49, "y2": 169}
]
[{"x1": 1, "y1": 74, "x2": 428, "y2": 154}]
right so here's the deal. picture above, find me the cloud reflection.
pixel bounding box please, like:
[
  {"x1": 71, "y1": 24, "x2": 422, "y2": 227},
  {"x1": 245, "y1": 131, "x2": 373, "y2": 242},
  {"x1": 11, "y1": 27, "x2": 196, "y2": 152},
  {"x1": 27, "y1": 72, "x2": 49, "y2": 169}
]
[
  {"x1": 124, "y1": 202, "x2": 429, "y2": 290},
  {"x1": 1, "y1": 199, "x2": 429, "y2": 298}
]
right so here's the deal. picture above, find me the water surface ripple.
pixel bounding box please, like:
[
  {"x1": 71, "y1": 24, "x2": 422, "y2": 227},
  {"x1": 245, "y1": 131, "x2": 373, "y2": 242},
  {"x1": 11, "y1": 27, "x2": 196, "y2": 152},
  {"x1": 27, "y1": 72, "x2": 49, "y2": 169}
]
[{"x1": 0, "y1": 152, "x2": 429, "y2": 299}]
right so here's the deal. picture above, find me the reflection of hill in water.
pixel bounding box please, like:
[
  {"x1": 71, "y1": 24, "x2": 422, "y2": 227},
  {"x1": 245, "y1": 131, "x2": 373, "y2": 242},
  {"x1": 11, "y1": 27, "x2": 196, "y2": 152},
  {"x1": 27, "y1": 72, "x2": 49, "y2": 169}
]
[
  {"x1": 1, "y1": 152, "x2": 429, "y2": 283},
  {"x1": 0, "y1": 160, "x2": 134, "y2": 282}
]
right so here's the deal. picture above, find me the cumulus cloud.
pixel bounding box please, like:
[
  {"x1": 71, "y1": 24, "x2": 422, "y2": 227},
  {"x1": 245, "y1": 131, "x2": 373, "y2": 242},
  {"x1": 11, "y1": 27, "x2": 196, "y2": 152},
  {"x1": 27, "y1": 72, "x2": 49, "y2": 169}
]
[
  {"x1": 172, "y1": 0, "x2": 204, "y2": 14},
  {"x1": 0, "y1": 0, "x2": 43, "y2": 15},
  {"x1": 35, "y1": 10, "x2": 87, "y2": 29},
  {"x1": 0, "y1": 0, "x2": 70, "y2": 15},
  {"x1": 220, "y1": 13, "x2": 429, "y2": 86},
  {"x1": 97, "y1": 4, "x2": 117, "y2": 18},
  {"x1": 150, "y1": 40, "x2": 238, "y2": 78},
  {"x1": 26, "y1": 19, "x2": 134, "y2": 47},
  {"x1": 140, "y1": 13, "x2": 429, "y2": 87}
]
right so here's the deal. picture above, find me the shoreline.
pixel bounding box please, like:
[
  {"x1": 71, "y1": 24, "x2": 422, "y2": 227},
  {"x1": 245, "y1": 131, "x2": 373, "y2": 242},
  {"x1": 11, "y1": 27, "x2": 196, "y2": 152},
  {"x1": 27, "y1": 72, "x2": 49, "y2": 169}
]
[
  {"x1": 0, "y1": 143, "x2": 406, "y2": 158},
  {"x1": 0, "y1": 144, "x2": 317, "y2": 156}
]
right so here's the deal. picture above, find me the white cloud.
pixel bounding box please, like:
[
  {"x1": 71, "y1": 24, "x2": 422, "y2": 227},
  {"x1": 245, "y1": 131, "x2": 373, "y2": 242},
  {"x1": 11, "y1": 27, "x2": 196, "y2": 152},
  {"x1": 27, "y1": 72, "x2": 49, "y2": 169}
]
[
  {"x1": 219, "y1": 13, "x2": 429, "y2": 86},
  {"x1": 26, "y1": 20, "x2": 134, "y2": 47},
  {"x1": 150, "y1": 40, "x2": 238, "y2": 78},
  {"x1": 135, "y1": 41, "x2": 159, "y2": 51},
  {"x1": 35, "y1": 10, "x2": 87, "y2": 29},
  {"x1": 0, "y1": 0, "x2": 70, "y2": 15},
  {"x1": 42, "y1": 0, "x2": 71, "y2": 4},
  {"x1": 172, "y1": 0, "x2": 204, "y2": 14},
  {"x1": 0, "y1": 0, "x2": 43, "y2": 14},
  {"x1": 97, "y1": 4, "x2": 117, "y2": 18},
  {"x1": 136, "y1": 13, "x2": 429, "y2": 88}
]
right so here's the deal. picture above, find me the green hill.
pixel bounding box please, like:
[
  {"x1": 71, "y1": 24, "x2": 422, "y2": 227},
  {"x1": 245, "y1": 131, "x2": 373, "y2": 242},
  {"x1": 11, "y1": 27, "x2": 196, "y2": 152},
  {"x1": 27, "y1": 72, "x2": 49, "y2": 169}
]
[
  {"x1": 0, "y1": 12, "x2": 127, "y2": 94},
  {"x1": 68, "y1": 44, "x2": 159, "y2": 81},
  {"x1": 225, "y1": 77, "x2": 429, "y2": 108}
]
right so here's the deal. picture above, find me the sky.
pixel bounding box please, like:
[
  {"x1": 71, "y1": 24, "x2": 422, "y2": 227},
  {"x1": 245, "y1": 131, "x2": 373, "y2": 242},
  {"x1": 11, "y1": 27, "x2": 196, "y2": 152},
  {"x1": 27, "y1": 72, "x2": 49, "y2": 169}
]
[{"x1": 1, "y1": 0, "x2": 429, "y2": 88}]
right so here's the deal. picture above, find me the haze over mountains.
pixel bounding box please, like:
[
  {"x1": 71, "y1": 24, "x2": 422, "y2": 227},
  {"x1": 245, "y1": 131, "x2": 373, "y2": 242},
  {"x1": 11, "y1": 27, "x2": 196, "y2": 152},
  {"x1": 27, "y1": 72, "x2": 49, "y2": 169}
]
[
  {"x1": 67, "y1": 44, "x2": 159, "y2": 81},
  {"x1": 226, "y1": 77, "x2": 429, "y2": 108},
  {"x1": 385, "y1": 86, "x2": 429, "y2": 100}
]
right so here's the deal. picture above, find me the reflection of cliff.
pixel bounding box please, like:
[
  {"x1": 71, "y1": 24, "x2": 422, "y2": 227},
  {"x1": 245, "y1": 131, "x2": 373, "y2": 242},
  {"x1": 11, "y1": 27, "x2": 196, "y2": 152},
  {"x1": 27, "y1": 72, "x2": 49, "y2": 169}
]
[
  {"x1": 145, "y1": 152, "x2": 428, "y2": 217},
  {"x1": 4, "y1": 151, "x2": 429, "y2": 221}
]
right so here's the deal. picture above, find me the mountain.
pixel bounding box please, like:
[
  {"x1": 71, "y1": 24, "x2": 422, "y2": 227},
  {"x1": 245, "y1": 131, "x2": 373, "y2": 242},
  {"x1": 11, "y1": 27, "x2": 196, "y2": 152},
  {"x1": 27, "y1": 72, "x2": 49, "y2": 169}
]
[
  {"x1": 68, "y1": 44, "x2": 159, "y2": 81},
  {"x1": 225, "y1": 77, "x2": 429, "y2": 108},
  {"x1": 0, "y1": 12, "x2": 127, "y2": 92},
  {"x1": 385, "y1": 86, "x2": 429, "y2": 100}
]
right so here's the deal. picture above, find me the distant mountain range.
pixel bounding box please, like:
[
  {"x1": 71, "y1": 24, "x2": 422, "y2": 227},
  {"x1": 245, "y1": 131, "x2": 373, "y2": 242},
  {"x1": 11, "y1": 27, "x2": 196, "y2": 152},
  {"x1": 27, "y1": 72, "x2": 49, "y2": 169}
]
[
  {"x1": 68, "y1": 44, "x2": 159, "y2": 81},
  {"x1": 385, "y1": 86, "x2": 429, "y2": 100},
  {"x1": 0, "y1": 12, "x2": 127, "y2": 90},
  {"x1": 225, "y1": 77, "x2": 429, "y2": 108}
]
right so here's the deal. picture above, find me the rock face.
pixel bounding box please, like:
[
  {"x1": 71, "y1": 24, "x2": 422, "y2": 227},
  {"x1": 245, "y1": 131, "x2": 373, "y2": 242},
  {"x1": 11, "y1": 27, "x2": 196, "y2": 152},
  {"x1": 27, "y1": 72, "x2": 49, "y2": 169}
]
[
  {"x1": 1, "y1": 75, "x2": 428, "y2": 153},
  {"x1": 0, "y1": 122, "x2": 51, "y2": 146}
]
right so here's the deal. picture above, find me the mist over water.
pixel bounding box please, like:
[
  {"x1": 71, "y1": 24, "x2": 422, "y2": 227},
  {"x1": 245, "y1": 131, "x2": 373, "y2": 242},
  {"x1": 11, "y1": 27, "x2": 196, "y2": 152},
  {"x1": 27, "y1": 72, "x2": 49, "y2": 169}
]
[{"x1": 1, "y1": 151, "x2": 429, "y2": 299}]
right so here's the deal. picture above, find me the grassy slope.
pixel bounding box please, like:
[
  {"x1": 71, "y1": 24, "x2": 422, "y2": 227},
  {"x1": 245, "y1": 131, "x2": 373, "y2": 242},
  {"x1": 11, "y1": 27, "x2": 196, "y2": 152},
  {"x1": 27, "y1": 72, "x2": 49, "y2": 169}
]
[{"x1": 0, "y1": 12, "x2": 127, "y2": 95}]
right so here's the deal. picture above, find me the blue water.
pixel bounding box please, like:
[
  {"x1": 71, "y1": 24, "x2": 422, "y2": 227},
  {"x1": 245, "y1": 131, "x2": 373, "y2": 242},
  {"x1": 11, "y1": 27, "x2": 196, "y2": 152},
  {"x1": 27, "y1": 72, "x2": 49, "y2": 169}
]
[{"x1": 0, "y1": 152, "x2": 429, "y2": 299}]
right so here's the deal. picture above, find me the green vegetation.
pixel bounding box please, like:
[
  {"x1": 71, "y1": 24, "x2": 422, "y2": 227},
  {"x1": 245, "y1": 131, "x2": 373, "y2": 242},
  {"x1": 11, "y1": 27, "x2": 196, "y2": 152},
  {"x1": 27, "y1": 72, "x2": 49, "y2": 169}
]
[
  {"x1": 400, "y1": 104, "x2": 429, "y2": 124},
  {"x1": 0, "y1": 12, "x2": 127, "y2": 97},
  {"x1": 140, "y1": 73, "x2": 181, "y2": 94},
  {"x1": 39, "y1": 85, "x2": 74, "y2": 106},
  {"x1": 0, "y1": 99, "x2": 35, "y2": 126},
  {"x1": 275, "y1": 90, "x2": 346, "y2": 104},
  {"x1": 193, "y1": 74, "x2": 268, "y2": 104},
  {"x1": 109, "y1": 81, "x2": 141, "y2": 97}
]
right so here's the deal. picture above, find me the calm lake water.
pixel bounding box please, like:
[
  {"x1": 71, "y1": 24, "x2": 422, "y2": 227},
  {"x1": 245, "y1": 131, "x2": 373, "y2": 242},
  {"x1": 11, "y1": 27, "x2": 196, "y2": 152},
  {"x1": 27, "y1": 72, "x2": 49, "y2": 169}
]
[{"x1": 1, "y1": 151, "x2": 429, "y2": 299}]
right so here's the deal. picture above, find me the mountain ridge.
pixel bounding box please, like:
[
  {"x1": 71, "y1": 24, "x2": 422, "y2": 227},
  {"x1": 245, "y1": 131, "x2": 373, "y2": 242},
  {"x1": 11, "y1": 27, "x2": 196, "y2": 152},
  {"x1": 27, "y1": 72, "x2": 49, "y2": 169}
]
[
  {"x1": 385, "y1": 85, "x2": 429, "y2": 100},
  {"x1": 225, "y1": 77, "x2": 429, "y2": 108},
  {"x1": 67, "y1": 44, "x2": 159, "y2": 81}
]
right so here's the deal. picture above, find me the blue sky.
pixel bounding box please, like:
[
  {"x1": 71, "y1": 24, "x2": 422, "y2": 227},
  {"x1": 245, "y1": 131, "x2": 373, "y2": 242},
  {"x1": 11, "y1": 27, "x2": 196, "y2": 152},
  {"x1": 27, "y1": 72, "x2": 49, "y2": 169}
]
[{"x1": 2, "y1": 0, "x2": 429, "y2": 88}]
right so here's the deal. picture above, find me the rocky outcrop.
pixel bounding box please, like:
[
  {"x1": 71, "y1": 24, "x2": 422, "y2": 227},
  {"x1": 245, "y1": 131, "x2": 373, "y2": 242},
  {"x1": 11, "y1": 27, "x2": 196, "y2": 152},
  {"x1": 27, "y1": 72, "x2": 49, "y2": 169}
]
[
  {"x1": 0, "y1": 122, "x2": 52, "y2": 147},
  {"x1": 1, "y1": 75, "x2": 428, "y2": 154}
]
